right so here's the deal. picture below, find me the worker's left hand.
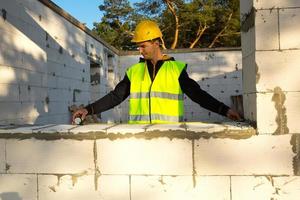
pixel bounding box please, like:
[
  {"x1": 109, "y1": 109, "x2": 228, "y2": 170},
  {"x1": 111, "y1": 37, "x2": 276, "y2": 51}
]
[{"x1": 226, "y1": 109, "x2": 242, "y2": 121}]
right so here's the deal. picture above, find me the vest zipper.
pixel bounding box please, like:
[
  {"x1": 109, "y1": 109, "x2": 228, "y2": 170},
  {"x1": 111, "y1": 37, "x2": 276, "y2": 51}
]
[
  {"x1": 149, "y1": 82, "x2": 153, "y2": 123},
  {"x1": 149, "y1": 61, "x2": 157, "y2": 124}
]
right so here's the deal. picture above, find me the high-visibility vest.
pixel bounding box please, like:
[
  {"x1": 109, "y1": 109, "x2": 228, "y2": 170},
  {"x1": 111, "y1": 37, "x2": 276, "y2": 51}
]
[{"x1": 126, "y1": 60, "x2": 186, "y2": 124}]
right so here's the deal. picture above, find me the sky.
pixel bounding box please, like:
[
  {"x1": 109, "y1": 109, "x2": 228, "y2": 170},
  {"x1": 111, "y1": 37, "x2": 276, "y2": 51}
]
[
  {"x1": 51, "y1": 0, "x2": 140, "y2": 30},
  {"x1": 51, "y1": 0, "x2": 104, "y2": 29}
]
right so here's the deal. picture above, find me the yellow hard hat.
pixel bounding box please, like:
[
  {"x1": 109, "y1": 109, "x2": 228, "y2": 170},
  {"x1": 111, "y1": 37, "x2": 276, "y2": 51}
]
[{"x1": 131, "y1": 20, "x2": 163, "y2": 43}]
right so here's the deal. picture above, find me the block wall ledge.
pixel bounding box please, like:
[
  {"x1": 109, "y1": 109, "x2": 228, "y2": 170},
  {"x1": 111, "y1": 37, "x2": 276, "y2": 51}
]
[{"x1": 0, "y1": 122, "x2": 256, "y2": 140}]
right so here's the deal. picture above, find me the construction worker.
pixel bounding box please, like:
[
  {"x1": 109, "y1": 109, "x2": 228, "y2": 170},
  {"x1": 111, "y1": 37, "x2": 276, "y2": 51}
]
[{"x1": 72, "y1": 20, "x2": 241, "y2": 124}]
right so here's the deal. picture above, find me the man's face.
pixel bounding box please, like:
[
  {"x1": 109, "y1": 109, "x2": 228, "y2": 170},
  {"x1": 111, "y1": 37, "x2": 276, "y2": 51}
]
[{"x1": 137, "y1": 41, "x2": 156, "y2": 60}]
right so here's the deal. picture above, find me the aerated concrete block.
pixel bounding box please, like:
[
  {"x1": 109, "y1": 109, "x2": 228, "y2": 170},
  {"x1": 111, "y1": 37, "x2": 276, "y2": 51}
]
[
  {"x1": 16, "y1": 69, "x2": 43, "y2": 86},
  {"x1": 33, "y1": 124, "x2": 76, "y2": 133},
  {"x1": 97, "y1": 175, "x2": 130, "y2": 200},
  {"x1": 254, "y1": 0, "x2": 300, "y2": 9},
  {"x1": 231, "y1": 176, "x2": 275, "y2": 200},
  {"x1": 71, "y1": 124, "x2": 113, "y2": 134},
  {"x1": 279, "y1": 8, "x2": 300, "y2": 50},
  {"x1": 106, "y1": 124, "x2": 147, "y2": 135},
  {"x1": 0, "y1": 102, "x2": 21, "y2": 122},
  {"x1": 255, "y1": 9, "x2": 279, "y2": 50},
  {"x1": 38, "y1": 175, "x2": 130, "y2": 200},
  {"x1": 194, "y1": 135, "x2": 295, "y2": 175},
  {"x1": 256, "y1": 90, "x2": 300, "y2": 134},
  {"x1": 131, "y1": 175, "x2": 230, "y2": 200},
  {"x1": 186, "y1": 122, "x2": 228, "y2": 133},
  {"x1": 232, "y1": 176, "x2": 300, "y2": 200},
  {"x1": 19, "y1": 85, "x2": 48, "y2": 102},
  {"x1": 285, "y1": 92, "x2": 300, "y2": 133},
  {"x1": 0, "y1": 83, "x2": 19, "y2": 102},
  {"x1": 273, "y1": 176, "x2": 300, "y2": 199},
  {"x1": 16, "y1": 102, "x2": 46, "y2": 124},
  {"x1": 42, "y1": 74, "x2": 58, "y2": 88},
  {"x1": 0, "y1": 124, "x2": 54, "y2": 134},
  {"x1": 256, "y1": 92, "x2": 277, "y2": 134},
  {"x1": 47, "y1": 101, "x2": 70, "y2": 116},
  {"x1": 6, "y1": 139, "x2": 94, "y2": 173},
  {"x1": 97, "y1": 138, "x2": 192, "y2": 175},
  {"x1": 0, "y1": 65, "x2": 18, "y2": 84},
  {"x1": 256, "y1": 50, "x2": 300, "y2": 92},
  {"x1": 0, "y1": 174, "x2": 37, "y2": 200}
]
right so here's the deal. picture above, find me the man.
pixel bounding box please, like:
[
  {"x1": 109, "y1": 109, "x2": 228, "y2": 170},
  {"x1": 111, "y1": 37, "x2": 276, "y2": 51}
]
[{"x1": 72, "y1": 20, "x2": 241, "y2": 124}]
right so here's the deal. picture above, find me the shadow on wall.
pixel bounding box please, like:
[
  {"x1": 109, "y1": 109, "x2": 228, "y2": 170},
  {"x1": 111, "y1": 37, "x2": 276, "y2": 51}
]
[
  {"x1": 0, "y1": 0, "x2": 90, "y2": 125},
  {"x1": 0, "y1": 192, "x2": 22, "y2": 200}
]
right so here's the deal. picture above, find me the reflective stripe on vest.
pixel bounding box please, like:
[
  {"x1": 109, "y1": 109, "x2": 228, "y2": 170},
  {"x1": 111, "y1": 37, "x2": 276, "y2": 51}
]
[
  {"x1": 126, "y1": 60, "x2": 186, "y2": 124},
  {"x1": 130, "y1": 92, "x2": 184, "y2": 100}
]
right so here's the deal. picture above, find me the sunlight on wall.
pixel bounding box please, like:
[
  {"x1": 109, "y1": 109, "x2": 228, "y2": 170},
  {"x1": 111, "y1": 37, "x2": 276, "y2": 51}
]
[
  {"x1": 189, "y1": 72, "x2": 204, "y2": 82},
  {"x1": 0, "y1": 66, "x2": 16, "y2": 96},
  {"x1": 28, "y1": 108, "x2": 39, "y2": 123}
]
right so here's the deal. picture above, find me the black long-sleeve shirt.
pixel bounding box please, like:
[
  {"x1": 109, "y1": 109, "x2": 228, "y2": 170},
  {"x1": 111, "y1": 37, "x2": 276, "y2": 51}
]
[{"x1": 85, "y1": 57, "x2": 230, "y2": 117}]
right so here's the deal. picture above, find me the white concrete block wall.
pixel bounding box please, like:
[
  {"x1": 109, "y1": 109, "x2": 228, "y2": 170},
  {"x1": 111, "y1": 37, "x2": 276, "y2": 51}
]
[
  {"x1": 0, "y1": 0, "x2": 120, "y2": 125},
  {"x1": 1, "y1": 0, "x2": 242, "y2": 125},
  {"x1": 0, "y1": 123, "x2": 299, "y2": 199},
  {"x1": 241, "y1": 1, "x2": 300, "y2": 134},
  {"x1": 120, "y1": 50, "x2": 242, "y2": 123}
]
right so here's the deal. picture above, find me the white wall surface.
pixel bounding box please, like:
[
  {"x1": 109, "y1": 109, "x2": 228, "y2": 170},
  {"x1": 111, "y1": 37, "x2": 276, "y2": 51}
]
[
  {"x1": 0, "y1": 0, "x2": 118, "y2": 125},
  {"x1": 0, "y1": 0, "x2": 242, "y2": 125},
  {"x1": 241, "y1": 0, "x2": 300, "y2": 134},
  {"x1": 0, "y1": 123, "x2": 299, "y2": 200}
]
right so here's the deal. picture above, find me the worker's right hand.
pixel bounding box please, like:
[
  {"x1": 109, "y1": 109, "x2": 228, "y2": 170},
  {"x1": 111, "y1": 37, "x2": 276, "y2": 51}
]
[
  {"x1": 226, "y1": 108, "x2": 242, "y2": 121},
  {"x1": 72, "y1": 108, "x2": 88, "y2": 124}
]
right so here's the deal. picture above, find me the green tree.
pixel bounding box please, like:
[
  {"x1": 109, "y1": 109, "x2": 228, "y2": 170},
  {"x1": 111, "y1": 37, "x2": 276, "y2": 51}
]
[
  {"x1": 92, "y1": 0, "x2": 135, "y2": 50},
  {"x1": 93, "y1": 0, "x2": 240, "y2": 50}
]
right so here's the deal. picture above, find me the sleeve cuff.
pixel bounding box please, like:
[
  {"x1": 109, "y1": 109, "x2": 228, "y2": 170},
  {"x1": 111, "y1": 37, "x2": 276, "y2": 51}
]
[
  {"x1": 218, "y1": 104, "x2": 230, "y2": 117},
  {"x1": 85, "y1": 105, "x2": 94, "y2": 115}
]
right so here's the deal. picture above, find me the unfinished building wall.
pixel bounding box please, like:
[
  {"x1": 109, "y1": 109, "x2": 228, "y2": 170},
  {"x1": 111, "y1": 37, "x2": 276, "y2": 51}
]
[
  {"x1": 0, "y1": 0, "x2": 119, "y2": 125},
  {"x1": 119, "y1": 49, "x2": 242, "y2": 123},
  {"x1": 241, "y1": 0, "x2": 300, "y2": 134},
  {"x1": 0, "y1": 123, "x2": 299, "y2": 199},
  {"x1": 0, "y1": 0, "x2": 242, "y2": 125}
]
